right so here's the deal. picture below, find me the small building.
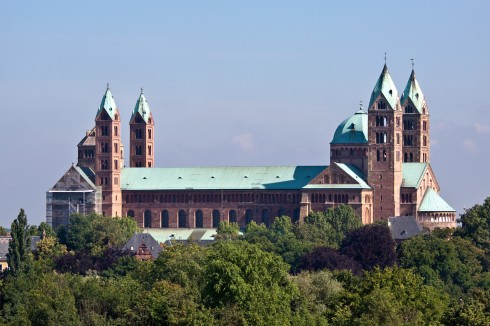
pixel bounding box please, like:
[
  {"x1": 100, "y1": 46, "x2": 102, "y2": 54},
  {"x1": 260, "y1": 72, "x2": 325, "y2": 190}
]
[
  {"x1": 388, "y1": 216, "x2": 424, "y2": 242},
  {"x1": 122, "y1": 233, "x2": 162, "y2": 260}
]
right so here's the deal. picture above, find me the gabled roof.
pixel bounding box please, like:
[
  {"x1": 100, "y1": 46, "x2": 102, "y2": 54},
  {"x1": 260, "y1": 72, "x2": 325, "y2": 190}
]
[
  {"x1": 122, "y1": 233, "x2": 162, "y2": 259},
  {"x1": 50, "y1": 165, "x2": 97, "y2": 191},
  {"x1": 145, "y1": 228, "x2": 217, "y2": 244},
  {"x1": 418, "y1": 188, "x2": 455, "y2": 212},
  {"x1": 388, "y1": 216, "x2": 423, "y2": 240},
  {"x1": 96, "y1": 87, "x2": 118, "y2": 120},
  {"x1": 121, "y1": 166, "x2": 327, "y2": 191},
  {"x1": 131, "y1": 91, "x2": 152, "y2": 123},
  {"x1": 400, "y1": 70, "x2": 426, "y2": 113},
  {"x1": 77, "y1": 127, "x2": 96, "y2": 147},
  {"x1": 401, "y1": 163, "x2": 428, "y2": 188},
  {"x1": 368, "y1": 64, "x2": 399, "y2": 110},
  {"x1": 330, "y1": 108, "x2": 368, "y2": 144}
]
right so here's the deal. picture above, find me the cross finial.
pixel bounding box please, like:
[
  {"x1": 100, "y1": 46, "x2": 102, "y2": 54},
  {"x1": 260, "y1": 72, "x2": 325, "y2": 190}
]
[
  {"x1": 359, "y1": 100, "x2": 363, "y2": 109},
  {"x1": 384, "y1": 52, "x2": 387, "y2": 65},
  {"x1": 106, "y1": 82, "x2": 110, "y2": 90},
  {"x1": 141, "y1": 87, "x2": 144, "y2": 94},
  {"x1": 411, "y1": 58, "x2": 415, "y2": 71}
]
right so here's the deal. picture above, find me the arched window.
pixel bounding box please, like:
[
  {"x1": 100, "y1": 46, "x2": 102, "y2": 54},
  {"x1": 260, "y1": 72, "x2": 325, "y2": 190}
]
[
  {"x1": 144, "y1": 210, "x2": 152, "y2": 228},
  {"x1": 293, "y1": 208, "x2": 300, "y2": 223},
  {"x1": 212, "y1": 210, "x2": 220, "y2": 228},
  {"x1": 229, "y1": 210, "x2": 237, "y2": 223},
  {"x1": 178, "y1": 210, "x2": 186, "y2": 228},
  {"x1": 262, "y1": 209, "x2": 270, "y2": 226},
  {"x1": 127, "y1": 210, "x2": 135, "y2": 218},
  {"x1": 246, "y1": 209, "x2": 254, "y2": 225},
  {"x1": 161, "y1": 210, "x2": 169, "y2": 228},
  {"x1": 277, "y1": 208, "x2": 285, "y2": 217},
  {"x1": 195, "y1": 210, "x2": 204, "y2": 228}
]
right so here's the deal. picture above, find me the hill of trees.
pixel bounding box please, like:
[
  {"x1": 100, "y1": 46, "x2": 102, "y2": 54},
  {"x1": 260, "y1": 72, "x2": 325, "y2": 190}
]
[{"x1": 0, "y1": 198, "x2": 490, "y2": 325}]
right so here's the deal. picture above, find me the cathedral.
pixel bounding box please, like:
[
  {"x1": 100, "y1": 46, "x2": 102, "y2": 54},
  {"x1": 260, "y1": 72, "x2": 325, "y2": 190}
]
[{"x1": 46, "y1": 63, "x2": 456, "y2": 230}]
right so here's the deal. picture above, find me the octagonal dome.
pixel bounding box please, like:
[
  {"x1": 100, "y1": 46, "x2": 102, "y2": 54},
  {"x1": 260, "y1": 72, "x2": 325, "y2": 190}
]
[{"x1": 330, "y1": 109, "x2": 368, "y2": 144}]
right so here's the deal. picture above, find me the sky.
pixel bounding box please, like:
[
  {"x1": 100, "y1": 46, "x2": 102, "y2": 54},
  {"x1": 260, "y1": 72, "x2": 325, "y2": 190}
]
[{"x1": 1, "y1": 1, "x2": 489, "y2": 226}]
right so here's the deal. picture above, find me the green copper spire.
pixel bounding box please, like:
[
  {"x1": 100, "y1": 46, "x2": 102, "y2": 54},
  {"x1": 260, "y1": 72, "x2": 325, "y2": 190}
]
[
  {"x1": 400, "y1": 69, "x2": 426, "y2": 114},
  {"x1": 96, "y1": 84, "x2": 118, "y2": 120},
  {"x1": 131, "y1": 89, "x2": 152, "y2": 123},
  {"x1": 368, "y1": 64, "x2": 399, "y2": 110}
]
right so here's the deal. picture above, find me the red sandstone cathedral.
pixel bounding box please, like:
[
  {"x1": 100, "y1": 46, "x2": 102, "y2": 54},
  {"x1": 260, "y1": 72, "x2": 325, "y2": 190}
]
[{"x1": 47, "y1": 64, "x2": 456, "y2": 230}]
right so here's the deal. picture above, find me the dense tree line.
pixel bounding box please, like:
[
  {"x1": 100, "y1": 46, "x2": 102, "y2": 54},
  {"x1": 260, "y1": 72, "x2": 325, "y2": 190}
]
[{"x1": 0, "y1": 201, "x2": 490, "y2": 324}]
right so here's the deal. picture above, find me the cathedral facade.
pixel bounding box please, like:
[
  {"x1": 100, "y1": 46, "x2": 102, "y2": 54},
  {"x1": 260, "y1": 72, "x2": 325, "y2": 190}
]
[{"x1": 47, "y1": 64, "x2": 456, "y2": 230}]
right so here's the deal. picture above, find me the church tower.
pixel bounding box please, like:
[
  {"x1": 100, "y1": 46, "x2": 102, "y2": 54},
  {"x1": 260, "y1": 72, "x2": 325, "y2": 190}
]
[
  {"x1": 400, "y1": 68, "x2": 430, "y2": 163},
  {"x1": 94, "y1": 85, "x2": 123, "y2": 217},
  {"x1": 129, "y1": 89, "x2": 154, "y2": 168},
  {"x1": 367, "y1": 64, "x2": 403, "y2": 221}
]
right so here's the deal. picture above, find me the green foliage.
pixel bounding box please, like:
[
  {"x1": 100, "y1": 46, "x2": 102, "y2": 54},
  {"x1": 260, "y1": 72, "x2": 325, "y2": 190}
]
[
  {"x1": 352, "y1": 267, "x2": 449, "y2": 325},
  {"x1": 398, "y1": 234, "x2": 487, "y2": 296},
  {"x1": 215, "y1": 221, "x2": 241, "y2": 240},
  {"x1": 58, "y1": 213, "x2": 139, "y2": 254},
  {"x1": 455, "y1": 197, "x2": 490, "y2": 250},
  {"x1": 7, "y1": 208, "x2": 31, "y2": 276},
  {"x1": 298, "y1": 205, "x2": 362, "y2": 248},
  {"x1": 1, "y1": 271, "x2": 80, "y2": 325},
  {"x1": 203, "y1": 241, "x2": 296, "y2": 325},
  {"x1": 0, "y1": 226, "x2": 7, "y2": 236}
]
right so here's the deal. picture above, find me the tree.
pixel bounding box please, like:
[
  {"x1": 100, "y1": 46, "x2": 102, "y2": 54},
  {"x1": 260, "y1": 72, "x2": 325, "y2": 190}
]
[
  {"x1": 351, "y1": 267, "x2": 449, "y2": 325},
  {"x1": 340, "y1": 224, "x2": 396, "y2": 271},
  {"x1": 298, "y1": 246, "x2": 361, "y2": 275},
  {"x1": 215, "y1": 221, "x2": 241, "y2": 240},
  {"x1": 297, "y1": 205, "x2": 362, "y2": 248},
  {"x1": 0, "y1": 226, "x2": 7, "y2": 236},
  {"x1": 202, "y1": 241, "x2": 296, "y2": 325},
  {"x1": 7, "y1": 209, "x2": 31, "y2": 275},
  {"x1": 455, "y1": 197, "x2": 490, "y2": 250},
  {"x1": 398, "y1": 234, "x2": 487, "y2": 296}
]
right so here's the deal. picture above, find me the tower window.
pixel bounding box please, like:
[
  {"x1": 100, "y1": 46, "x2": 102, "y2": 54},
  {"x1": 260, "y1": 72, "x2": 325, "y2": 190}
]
[
  {"x1": 114, "y1": 160, "x2": 118, "y2": 170},
  {"x1": 114, "y1": 126, "x2": 118, "y2": 136},
  {"x1": 135, "y1": 129, "x2": 143, "y2": 139},
  {"x1": 383, "y1": 150, "x2": 387, "y2": 161},
  {"x1": 148, "y1": 129, "x2": 152, "y2": 139},
  {"x1": 114, "y1": 143, "x2": 118, "y2": 153},
  {"x1": 423, "y1": 136, "x2": 427, "y2": 146},
  {"x1": 135, "y1": 145, "x2": 142, "y2": 156},
  {"x1": 377, "y1": 150, "x2": 380, "y2": 161},
  {"x1": 423, "y1": 121, "x2": 427, "y2": 131},
  {"x1": 377, "y1": 101, "x2": 386, "y2": 110},
  {"x1": 100, "y1": 125, "x2": 109, "y2": 136},
  {"x1": 148, "y1": 145, "x2": 152, "y2": 156}
]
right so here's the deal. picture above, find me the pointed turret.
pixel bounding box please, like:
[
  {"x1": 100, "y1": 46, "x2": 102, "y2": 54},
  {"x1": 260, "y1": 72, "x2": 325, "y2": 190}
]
[
  {"x1": 400, "y1": 68, "x2": 430, "y2": 163},
  {"x1": 400, "y1": 70, "x2": 427, "y2": 114},
  {"x1": 130, "y1": 89, "x2": 155, "y2": 168},
  {"x1": 131, "y1": 90, "x2": 152, "y2": 123},
  {"x1": 368, "y1": 64, "x2": 400, "y2": 110},
  {"x1": 94, "y1": 85, "x2": 123, "y2": 217},
  {"x1": 96, "y1": 85, "x2": 118, "y2": 120},
  {"x1": 367, "y1": 64, "x2": 403, "y2": 221}
]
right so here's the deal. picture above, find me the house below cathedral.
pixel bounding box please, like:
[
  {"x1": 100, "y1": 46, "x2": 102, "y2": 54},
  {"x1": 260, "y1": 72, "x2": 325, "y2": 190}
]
[{"x1": 46, "y1": 63, "x2": 456, "y2": 230}]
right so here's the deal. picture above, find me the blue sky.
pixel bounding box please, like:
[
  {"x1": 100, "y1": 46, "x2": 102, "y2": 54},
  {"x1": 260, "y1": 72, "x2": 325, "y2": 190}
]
[{"x1": 1, "y1": 1, "x2": 489, "y2": 226}]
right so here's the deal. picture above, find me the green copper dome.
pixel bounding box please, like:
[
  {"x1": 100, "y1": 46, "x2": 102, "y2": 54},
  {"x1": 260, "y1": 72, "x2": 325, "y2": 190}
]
[{"x1": 330, "y1": 109, "x2": 368, "y2": 144}]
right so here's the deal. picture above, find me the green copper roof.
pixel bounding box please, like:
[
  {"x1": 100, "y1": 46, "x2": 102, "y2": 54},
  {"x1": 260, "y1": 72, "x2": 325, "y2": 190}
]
[
  {"x1": 419, "y1": 188, "x2": 455, "y2": 212},
  {"x1": 401, "y1": 163, "x2": 428, "y2": 188},
  {"x1": 400, "y1": 70, "x2": 426, "y2": 113},
  {"x1": 368, "y1": 64, "x2": 399, "y2": 110},
  {"x1": 96, "y1": 87, "x2": 118, "y2": 120},
  {"x1": 331, "y1": 108, "x2": 368, "y2": 144},
  {"x1": 131, "y1": 91, "x2": 152, "y2": 123},
  {"x1": 121, "y1": 166, "x2": 327, "y2": 191}
]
